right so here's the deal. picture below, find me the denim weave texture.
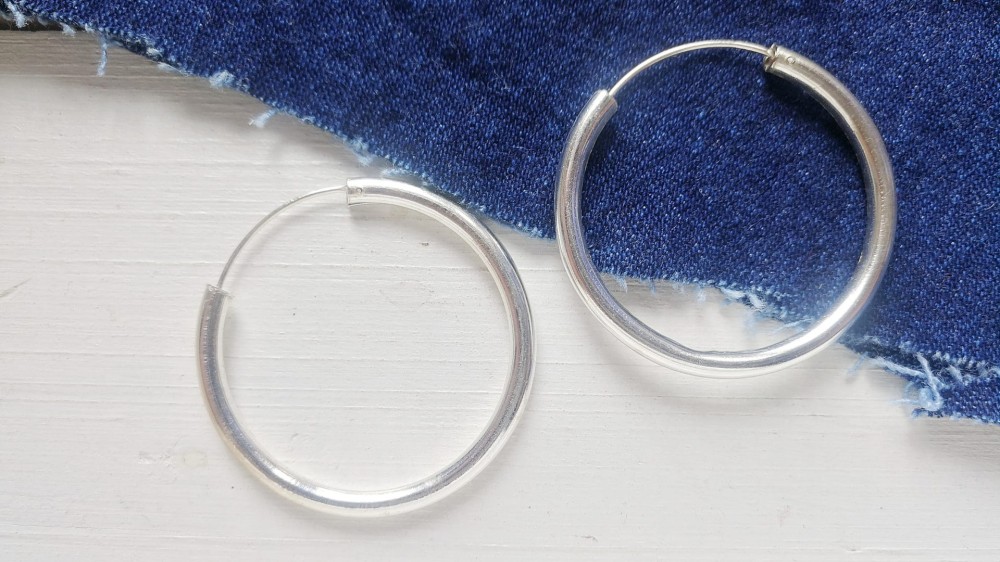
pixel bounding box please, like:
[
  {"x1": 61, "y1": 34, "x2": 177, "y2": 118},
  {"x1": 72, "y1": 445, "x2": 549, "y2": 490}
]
[{"x1": 5, "y1": 1, "x2": 1000, "y2": 422}]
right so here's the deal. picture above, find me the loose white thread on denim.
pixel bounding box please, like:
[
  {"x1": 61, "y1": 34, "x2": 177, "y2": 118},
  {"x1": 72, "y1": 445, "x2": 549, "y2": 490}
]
[
  {"x1": 208, "y1": 70, "x2": 236, "y2": 89},
  {"x1": 3, "y1": 1, "x2": 27, "y2": 27},
  {"x1": 156, "y1": 62, "x2": 189, "y2": 75},
  {"x1": 380, "y1": 167, "x2": 415, "y2": 179},
  {"x1": 719, "y1": 286, "x2": 766, "y2": 311},
  {"x1": 96, "y1": 35, "x2": 109, "y2": 76},
  {"x1": 694, "y1": 285, "x2": 707, "y2": 303},
  {"x1": 872, "y1": 354, "x2": 945, "y2": 412},
  {"x1": 847, "y1": 355, "x2": 867, "y2": 377},
  {"x1": 249, "y1": 108, "x2": 278, "y2": 128},
  {"x1": 346, "y1": 138, "x2": 376, "y2": 166}
]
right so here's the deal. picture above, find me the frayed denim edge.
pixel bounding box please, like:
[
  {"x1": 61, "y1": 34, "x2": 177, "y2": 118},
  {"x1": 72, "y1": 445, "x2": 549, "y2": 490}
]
[{"x1": 7, "y1": 5, "x2": 998, "y2": 425}]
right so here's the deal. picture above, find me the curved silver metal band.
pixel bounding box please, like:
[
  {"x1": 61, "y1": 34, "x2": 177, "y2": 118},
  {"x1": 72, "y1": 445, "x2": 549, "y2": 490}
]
[
  {"x1": 556, "y1": 41, "x2": 896, "y2": 378},
  {"x1": 198, "y1": 178, "x2": 534, "y2": 515}
]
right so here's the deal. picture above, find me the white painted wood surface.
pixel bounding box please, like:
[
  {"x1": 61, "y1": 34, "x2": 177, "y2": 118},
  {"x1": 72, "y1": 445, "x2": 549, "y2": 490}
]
[{"x1": 3, "y1": 33, "x2": 1000, "y2": 561}]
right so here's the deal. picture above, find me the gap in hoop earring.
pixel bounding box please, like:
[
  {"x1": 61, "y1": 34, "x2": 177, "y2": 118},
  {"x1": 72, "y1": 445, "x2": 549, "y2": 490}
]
[{"x1": 219, "y1": 197, "x2": 509, "y2": 492}]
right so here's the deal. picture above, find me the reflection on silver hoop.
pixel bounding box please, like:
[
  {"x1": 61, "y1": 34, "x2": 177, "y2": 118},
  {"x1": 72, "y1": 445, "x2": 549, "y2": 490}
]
[
  {"x1": 556, "y1": 40, "x2": 896, "y2": 378},
  {"x1": 198, "y1": 178, "x2": 534, "y2": 516}
]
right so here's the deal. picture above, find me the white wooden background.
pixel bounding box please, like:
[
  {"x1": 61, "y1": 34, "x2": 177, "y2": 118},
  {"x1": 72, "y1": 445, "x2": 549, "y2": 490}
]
[{"x1": 3, "y1": 33, "x2": 1000, "y2": 561}]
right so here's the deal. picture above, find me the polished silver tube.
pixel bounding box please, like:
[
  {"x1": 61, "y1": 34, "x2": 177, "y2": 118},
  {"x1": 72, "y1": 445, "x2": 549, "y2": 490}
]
[
  {"x1": 199, "y1": 178, "x2": 534, "y2": 515},
  {"x1": 556, "y1": 41, "x2": 896, "y2": 378}
]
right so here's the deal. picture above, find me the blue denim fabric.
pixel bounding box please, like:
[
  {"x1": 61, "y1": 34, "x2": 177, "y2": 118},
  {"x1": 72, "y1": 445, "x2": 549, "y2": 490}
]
[{"x1": 6, "y1": 1, "x2": 999, "y2": 422}]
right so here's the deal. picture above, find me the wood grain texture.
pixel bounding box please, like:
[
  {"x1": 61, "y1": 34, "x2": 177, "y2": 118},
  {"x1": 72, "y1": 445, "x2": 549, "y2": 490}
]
[{"x1": 2, "y1": 33, "x2": 1000, "y2": 561}]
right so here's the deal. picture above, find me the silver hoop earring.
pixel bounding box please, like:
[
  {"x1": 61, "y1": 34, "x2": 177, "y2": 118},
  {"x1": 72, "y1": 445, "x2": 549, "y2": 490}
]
[
  {"x1": 197, "y1": 178, "x2": 534, "y2": 516},
  {"x1": 556, "y1": 40, "x2": 896, "y2": 378}
]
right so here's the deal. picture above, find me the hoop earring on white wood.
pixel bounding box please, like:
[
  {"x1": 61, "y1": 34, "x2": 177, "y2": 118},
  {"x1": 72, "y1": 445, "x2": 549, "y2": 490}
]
[{"x1": 197, "y1": 178, "x2": 534, "y2": 516}]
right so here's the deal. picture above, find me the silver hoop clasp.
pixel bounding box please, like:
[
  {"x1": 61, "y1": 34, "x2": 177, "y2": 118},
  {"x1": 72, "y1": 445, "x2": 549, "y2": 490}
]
[
  {"x1": 556, "y1": 40, "x2": 896, "y2": 378},
  {"x1": 198, "y1": 178, "x2": 534, "y2": 515}
]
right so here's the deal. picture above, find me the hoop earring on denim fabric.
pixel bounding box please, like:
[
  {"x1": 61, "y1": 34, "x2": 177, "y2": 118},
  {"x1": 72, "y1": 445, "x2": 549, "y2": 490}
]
[
  {"x1": 556, "y1": 40, "x2": 896, "y2": 379},
  {"x1": 197, "y1": 178, "x2": 534, "y2": 516}
]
